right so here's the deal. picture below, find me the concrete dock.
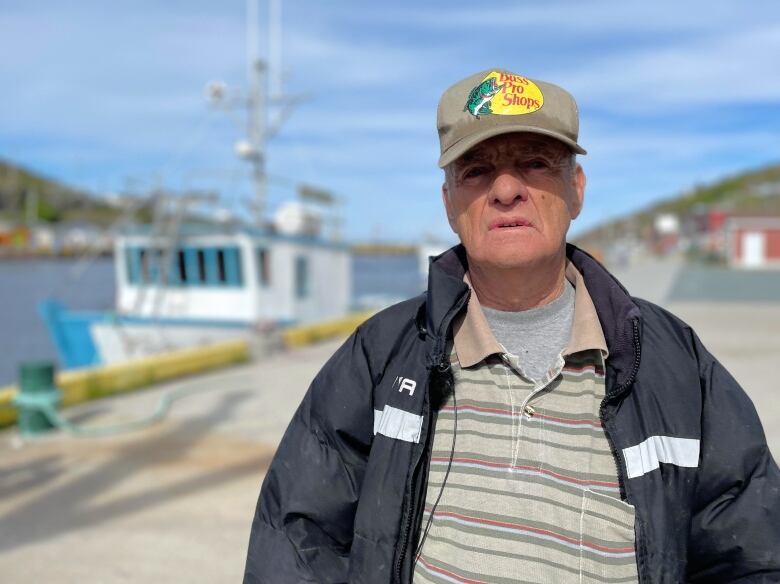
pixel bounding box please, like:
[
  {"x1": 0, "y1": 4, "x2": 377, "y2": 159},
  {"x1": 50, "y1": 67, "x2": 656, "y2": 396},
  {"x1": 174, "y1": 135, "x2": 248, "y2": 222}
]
[
  {"x1": 0, "y1": 340, "x2": 344, "y2": 583},
  {"x1": 1, "y1": 260, "x2": 779, "y2": 582}
]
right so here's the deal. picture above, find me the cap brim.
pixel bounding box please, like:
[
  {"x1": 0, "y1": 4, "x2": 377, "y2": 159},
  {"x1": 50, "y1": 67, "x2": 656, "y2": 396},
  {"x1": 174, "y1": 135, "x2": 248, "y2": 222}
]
[{"x1": 438, "y1": 125, "x2": 586, "y2": 168}]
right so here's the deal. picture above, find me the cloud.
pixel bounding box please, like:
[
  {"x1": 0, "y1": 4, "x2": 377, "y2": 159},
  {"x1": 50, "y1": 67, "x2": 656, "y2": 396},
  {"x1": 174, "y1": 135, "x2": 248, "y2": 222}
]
[
  {"x1": 285, "y1": 32, "x2": 441, "y2": 90},
  {"x1": 1, "y1": 2, "x2": 245, "y2": 136},
  {"x1": 402, "y1": 0, "x2": 778, "y2": 36},
  {"x1": 563, "y1": 24, "x2": 780, "y2": 110},
  {"x1": 584, "y1": 126, "x2": 780, "y2": 161},
  {"x1": 282, "y1": 108, "x2": 433, "y2": 137}
]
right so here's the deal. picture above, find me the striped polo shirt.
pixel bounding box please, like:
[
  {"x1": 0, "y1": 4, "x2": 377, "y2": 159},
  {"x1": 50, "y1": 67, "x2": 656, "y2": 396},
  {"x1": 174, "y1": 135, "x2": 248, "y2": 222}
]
[{"x1": 414, "y1": 263, "x2": 639, "y2": 584}]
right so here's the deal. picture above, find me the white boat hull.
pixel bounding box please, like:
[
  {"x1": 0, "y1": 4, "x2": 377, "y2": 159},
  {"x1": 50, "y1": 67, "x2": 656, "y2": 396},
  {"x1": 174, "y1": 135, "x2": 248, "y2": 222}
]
[{"x1": 91, "y1": 320, "x2": 255, "y2": 364}]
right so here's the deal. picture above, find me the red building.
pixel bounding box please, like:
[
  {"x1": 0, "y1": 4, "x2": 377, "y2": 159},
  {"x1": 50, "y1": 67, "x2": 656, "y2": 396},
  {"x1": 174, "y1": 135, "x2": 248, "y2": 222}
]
[{"x1": 726, "y1": 213, "x2": 780, "y2": 268}]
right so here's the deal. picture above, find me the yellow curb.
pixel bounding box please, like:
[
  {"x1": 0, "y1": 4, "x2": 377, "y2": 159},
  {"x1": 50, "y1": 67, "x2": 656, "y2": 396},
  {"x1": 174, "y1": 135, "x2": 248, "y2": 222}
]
[
  {"x1": 0, "y1": 339, "x2": 250, "y2": 429},
  {"x1": 281, "y1": 311, "x2": 375, "y2": 348}
]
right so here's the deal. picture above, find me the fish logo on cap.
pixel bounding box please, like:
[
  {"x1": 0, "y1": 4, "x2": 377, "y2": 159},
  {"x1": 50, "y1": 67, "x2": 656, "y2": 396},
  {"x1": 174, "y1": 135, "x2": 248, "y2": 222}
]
[{"x1": 463, "y1": 71, "x2": 544, "y2": 119}]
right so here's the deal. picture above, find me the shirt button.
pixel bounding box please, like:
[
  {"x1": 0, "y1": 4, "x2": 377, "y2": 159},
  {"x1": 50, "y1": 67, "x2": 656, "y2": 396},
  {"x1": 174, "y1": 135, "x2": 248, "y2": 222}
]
[{"x1": 524, "y1": 405, "x2": 536, "y2": 417}]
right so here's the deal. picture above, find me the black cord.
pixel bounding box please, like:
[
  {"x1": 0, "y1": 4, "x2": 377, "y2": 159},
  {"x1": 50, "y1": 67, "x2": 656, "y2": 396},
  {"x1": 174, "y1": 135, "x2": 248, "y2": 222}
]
[{"x1": 415, "y1": 375, "x2": 457, "y2": 561}]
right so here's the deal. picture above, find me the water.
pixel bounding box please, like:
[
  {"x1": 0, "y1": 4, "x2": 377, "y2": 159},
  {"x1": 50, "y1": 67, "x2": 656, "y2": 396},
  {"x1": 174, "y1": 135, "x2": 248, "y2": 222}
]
[
  {"x1": 351, "y1": 253, "x2": 423, "y2": 306},
  {"x1": 0, "y1": 254, "x2": 423, "y2": 386},
  {"x1": 0, "y1": 258, "x2": 115, "y2": 386}
]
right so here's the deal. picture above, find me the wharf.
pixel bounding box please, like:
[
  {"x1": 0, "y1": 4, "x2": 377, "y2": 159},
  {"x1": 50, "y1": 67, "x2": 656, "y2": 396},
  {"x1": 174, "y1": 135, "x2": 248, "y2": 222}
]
[
  {"x1": 1, "y1": 257, "x2": 779, "y2": 582},
  {"x1": 0, "y1": 339, "x2": 344, "y2": 583}
]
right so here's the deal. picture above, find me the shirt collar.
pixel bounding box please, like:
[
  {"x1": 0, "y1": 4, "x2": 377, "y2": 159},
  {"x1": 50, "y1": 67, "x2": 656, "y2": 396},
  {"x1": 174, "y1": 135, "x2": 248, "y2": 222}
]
[
  {"x1": 453, "y1": 261, "x2": 609, "y2": 368},
  {"x1": 563, "y1": 261, "x2": 609, "y2": 358}
]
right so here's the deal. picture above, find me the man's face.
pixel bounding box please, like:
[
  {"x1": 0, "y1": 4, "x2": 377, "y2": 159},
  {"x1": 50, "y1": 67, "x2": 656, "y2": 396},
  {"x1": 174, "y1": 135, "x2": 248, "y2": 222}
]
[{"x1": 442, "y1": 133, "x2": 586, "y2": 270}]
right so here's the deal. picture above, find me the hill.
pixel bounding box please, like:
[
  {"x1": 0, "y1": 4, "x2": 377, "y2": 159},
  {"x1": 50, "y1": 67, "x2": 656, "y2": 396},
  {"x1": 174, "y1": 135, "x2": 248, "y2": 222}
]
[
  {"x1": 575, "y1": 161, "x2": 780, "y2": 246},
  {"x1": 0, "y1": 159, "x2": 153, "y2": 226}
]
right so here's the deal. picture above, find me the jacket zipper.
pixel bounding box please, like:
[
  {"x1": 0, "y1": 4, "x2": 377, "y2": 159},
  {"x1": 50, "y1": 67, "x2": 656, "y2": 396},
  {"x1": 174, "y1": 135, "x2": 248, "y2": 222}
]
[
  {"x1": 393, "y1": 291, "x2": 469, "y2": 584},
  {"x1": 392, "y1": 361, "x2": 442, "y2": 584},
  {"x1": 599, "y1": 318, "x2": 643, "y2": 578}
]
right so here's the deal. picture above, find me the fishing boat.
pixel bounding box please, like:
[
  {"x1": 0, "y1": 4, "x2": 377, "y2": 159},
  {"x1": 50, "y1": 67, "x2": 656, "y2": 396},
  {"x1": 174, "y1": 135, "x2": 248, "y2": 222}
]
[
  {"x1": 39, "y1": 0, "x2": 351, "y2": 369},
  {"x1": 40, "y1": 218, "x2": 350, "y2": 368}
]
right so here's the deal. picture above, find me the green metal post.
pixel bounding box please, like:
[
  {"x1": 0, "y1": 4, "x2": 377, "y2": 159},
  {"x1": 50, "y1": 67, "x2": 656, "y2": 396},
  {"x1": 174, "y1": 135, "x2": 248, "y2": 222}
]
[{"x1": 13, "y1": 362, "x2": 62, "y2": 437}]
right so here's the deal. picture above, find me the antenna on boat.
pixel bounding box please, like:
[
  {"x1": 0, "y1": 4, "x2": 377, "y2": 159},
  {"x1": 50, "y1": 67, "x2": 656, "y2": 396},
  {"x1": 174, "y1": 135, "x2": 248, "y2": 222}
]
[
  {"x1": 245, "y1": 0, "x2": 266, "y2": 227},
  {"x1": 269, "y1": 0, "x2": 283, "y2": 101},
  {"x1": 207, "y1": 0, "x2": 297, "y2": 228}
]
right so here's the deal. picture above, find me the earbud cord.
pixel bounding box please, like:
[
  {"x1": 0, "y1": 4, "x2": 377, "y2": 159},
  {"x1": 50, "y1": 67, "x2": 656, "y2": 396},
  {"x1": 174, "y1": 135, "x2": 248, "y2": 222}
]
[{"x1": 415, "y1": 379, "x2": 457, "y2": 562}]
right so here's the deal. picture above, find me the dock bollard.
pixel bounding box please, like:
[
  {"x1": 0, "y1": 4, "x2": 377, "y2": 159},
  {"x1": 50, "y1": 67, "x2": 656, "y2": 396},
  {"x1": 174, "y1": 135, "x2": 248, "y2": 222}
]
[{"x1": 13, "y1": 362, "x2": 62, "y2": 437}]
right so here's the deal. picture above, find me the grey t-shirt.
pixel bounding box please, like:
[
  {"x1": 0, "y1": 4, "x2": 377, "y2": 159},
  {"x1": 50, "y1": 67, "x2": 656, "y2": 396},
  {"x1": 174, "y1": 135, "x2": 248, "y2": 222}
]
[{"x1": 481, "y1": 279, "x2": 575, "y2": 383}]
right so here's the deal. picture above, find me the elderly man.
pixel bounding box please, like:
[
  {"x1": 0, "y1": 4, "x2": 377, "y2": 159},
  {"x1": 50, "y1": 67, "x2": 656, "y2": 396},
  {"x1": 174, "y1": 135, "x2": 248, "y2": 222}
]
[{"x1": 244, "y1": 70, "x2": 780, "y2": 583}]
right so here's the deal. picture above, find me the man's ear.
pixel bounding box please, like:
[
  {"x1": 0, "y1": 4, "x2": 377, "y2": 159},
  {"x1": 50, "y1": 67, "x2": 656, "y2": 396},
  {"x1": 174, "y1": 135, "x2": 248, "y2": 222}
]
[
  {"x1": 570, "y1": 163, "x2": 586, "y2": 220},
  {"x1": 442, "y1": 182, "x2": 456, "y2": 232}
]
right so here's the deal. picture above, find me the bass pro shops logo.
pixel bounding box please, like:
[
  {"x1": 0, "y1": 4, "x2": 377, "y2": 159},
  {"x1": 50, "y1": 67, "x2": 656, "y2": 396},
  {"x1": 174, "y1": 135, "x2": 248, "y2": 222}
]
[
  {"x1": 464, "y1": 77, "x2": 505, "y2": 118},
  {"x1": 464, "y1": 71, "x2": 544, "y2": 119}
]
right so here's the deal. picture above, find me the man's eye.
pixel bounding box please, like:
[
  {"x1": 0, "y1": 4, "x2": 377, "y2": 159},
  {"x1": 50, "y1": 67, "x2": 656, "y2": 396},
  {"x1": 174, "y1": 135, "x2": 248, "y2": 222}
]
[
  {"x1": 525, "y1": 159, "x2": 550, "y2": 170},
  {"x1": 462, "y1": 166, "x2": 489, "y2": 179}
]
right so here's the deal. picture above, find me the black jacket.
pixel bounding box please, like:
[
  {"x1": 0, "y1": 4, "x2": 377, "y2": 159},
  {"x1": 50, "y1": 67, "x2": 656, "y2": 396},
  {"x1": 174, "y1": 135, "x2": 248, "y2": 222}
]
[{"x1": 244, "y1": 244, "x2": 780, "y2": 583}]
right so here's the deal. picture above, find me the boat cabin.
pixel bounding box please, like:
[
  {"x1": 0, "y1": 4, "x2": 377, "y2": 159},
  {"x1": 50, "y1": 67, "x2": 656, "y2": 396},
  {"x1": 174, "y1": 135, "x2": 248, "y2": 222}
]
[{"x1": 116, "y1": 224, "x2": 352, "y2": 325}]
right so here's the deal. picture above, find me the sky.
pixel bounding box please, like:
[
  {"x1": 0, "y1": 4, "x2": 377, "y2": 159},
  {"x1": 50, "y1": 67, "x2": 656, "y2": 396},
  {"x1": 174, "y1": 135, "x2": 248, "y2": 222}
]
[{"x1": 3, "y1": 0, "x2": 780, "y2": 242}]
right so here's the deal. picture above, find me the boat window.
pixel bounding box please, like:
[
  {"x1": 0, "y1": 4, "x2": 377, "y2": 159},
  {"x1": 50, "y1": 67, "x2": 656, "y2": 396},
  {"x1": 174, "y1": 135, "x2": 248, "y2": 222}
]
[
  {"x1": 184, "y1": 248, "x2": 201, "y2": 284},
  {"x1": 224, "y1": 247, "x2": 243, "y2": 286},
  {"x1": 154, "y1": 249, "x2": 165, "y2": 284},
  {"x1": 295, "y1": 256, "x2": 309, "y2": 299},
  {"x1": 130, "y1": 246, "x2": 243, "y2": 287},
  {"x1": 126, "y1": 247, "x2": 141, "y2": 284},
  {"x1": 134, "y1": 248, "x2": 164, "y2": 284},
  {"x1": 216, "y1": 249, "x2": 227, "y2": 283},
  {"x1": 197, "y1": 250, "x2": 207, "y2": 283},
  {"x1": 203, "y1": 248, "x2": 219, "y2": 284},
  {"x1": 176, "y1": 250, "x2": 187, "y2": 284},
  {"x1": 257, "y1": 248, "x2": 271, "y2": 287},
  {"x1": 139, "y1": 248, "x2": 150, "y2": 283}
]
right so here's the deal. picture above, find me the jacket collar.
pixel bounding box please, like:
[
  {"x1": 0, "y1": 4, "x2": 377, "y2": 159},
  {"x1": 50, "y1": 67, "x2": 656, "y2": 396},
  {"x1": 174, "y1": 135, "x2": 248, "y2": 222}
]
[
  {"x1": 426, "y1": 243, "x2": 641, "y2": 389},
  {"x1": 425, "y1": 244, "x2": 470, "y2": 347}
]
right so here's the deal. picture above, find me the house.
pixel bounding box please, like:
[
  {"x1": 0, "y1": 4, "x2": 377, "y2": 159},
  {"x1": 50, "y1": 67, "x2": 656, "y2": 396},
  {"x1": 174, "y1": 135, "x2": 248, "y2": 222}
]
[{"x1": 725, "y1": 211, "x2": 780, "y2": 268}]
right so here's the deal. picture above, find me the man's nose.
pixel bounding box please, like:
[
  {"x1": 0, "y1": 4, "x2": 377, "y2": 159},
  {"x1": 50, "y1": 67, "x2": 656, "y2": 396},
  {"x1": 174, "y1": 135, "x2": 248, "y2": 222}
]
[{"x1": 489, "y1": 169, "x2": 529, "y2": 206}]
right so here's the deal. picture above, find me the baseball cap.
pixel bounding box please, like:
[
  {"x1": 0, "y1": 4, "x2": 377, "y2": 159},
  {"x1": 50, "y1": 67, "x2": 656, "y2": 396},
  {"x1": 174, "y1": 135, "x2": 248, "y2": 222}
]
[{"x1": 437, "y1": 69, "x2": 586, "y2": 168}]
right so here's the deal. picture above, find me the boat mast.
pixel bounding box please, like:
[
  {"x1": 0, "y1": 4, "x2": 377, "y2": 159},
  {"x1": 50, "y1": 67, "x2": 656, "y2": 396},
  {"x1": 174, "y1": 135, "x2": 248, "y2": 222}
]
[
  {"x1": 210, "y1": 0, "x2": 294, "y2": 227},
  {"x1": 268, "y1": 0, "x2": 283, "y2": 101},
  {"x1": 245, "y1": 0, "x2": 285, "y2": 227},
  {"x1": 246, "y1": 0, "x2": 267, "y2": 227}
]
